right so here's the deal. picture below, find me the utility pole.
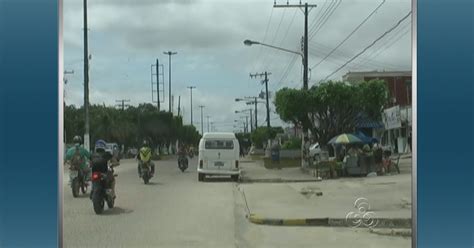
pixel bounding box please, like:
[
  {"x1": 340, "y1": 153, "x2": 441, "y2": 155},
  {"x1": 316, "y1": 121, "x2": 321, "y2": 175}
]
[
  {"x1": 273, "y1": 1, "x2": 317, "y2": 90},
  {"x1": 245, "y1": 116, "x2": 249, "y2": 134},
  {"x1": 83, "y1": 0, "x2": 90, "y2": 151},
  {"x1": 274, "y1": 1, "x2": 317, "y2": 168},
  {"x1": 187, "y1": 86, "x2": 196, "y2": 125},
  {"x1": 206, "y1": 115, "x2": 210, "y2": 132},
  {"x1": 199, "y1": 105, "x2": 205, "y2": 135},
  {"x1": 115, "y1": 99, "x2": 130, "y2": 111},
  {"x1": 249, "y1": 109, "x2": 253, "y2": 132},
  {"x1": 172, "y1": 95, "x2": 174, "y2": 113},
  {"x1": 178, "y1": 96, "x2": 181, "y2": 117},
  {"x1": 250, "y1": 72, "x2": 271, "y2": 128},
  {"x1": 254, "y1": 97, "x2": 258, "y2": 129},
  {"x1": 163, "y1": 51, "x2": 177, "y2": 112},
  {"x1": 156, "y1": 59, "x2": 160, "y2": 110}
]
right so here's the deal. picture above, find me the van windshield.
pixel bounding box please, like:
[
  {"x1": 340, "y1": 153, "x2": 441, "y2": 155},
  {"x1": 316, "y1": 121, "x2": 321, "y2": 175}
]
[{"x1": 205, "y1": 140, "x2": 234, "y2": 150}]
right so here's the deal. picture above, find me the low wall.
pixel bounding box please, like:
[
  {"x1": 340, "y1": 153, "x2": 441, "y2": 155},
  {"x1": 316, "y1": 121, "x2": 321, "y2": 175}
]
[{"x1": 279, "y1": 149, "x2": 301, "y2": 159}]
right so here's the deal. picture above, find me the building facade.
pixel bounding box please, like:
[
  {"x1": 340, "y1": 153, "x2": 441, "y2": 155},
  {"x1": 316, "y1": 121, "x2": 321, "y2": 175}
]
[{"x1": 343, "y1": 70, "x2": 412, "y2": 153}]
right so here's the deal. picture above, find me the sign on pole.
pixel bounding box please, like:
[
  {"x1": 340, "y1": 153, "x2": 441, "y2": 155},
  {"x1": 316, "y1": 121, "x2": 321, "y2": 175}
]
[{"x1": 382, "y1": 106, "x2": 402, "y2": 130}]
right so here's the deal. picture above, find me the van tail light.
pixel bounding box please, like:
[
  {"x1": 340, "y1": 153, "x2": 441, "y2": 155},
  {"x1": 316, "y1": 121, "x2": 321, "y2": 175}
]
[
  {"x1": 92, "y1": 172, "x2": 101, "y2": 181},
  {"x1": 199, "y1": 160, "x2": 203, "y2": 169},
  {"x1": 235, "y1": 160, "x2": 239, "y2": 169}
]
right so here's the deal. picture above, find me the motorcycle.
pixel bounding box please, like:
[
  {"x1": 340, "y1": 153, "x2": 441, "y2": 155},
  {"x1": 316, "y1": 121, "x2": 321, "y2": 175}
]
[
  {"x1": 139, "y1": 161, "x2": 153, "y2": 184},
  {"x1": 90, "y1": 165, "x2": 117, "y2": 214},
  {"x1": 69, "y1": 164, "x2": 88, "y2": 198},
  {"x1": 178, "y1": 155, "x2": 188, "y2": 172}
]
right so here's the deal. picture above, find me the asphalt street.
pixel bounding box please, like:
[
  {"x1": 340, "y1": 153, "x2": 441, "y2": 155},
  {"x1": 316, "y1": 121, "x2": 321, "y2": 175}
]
[{"x1": 63, "y1": 157, "x2": 410, "y2": 248}]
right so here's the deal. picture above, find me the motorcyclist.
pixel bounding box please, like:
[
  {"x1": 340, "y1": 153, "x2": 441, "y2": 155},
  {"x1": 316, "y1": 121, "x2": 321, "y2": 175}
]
[
  {"x1": 90, "y1": 141, "x2": 118, "y2": 199},
  {"x1": 65, "y1": 135, "x2": 91, "y2": 183},
  {"x1": 137, "y1": 140, "x2": 155, "y2": 177},
  {"x1": 177, "y1": 144, "x2": 187, "y2": 158}
]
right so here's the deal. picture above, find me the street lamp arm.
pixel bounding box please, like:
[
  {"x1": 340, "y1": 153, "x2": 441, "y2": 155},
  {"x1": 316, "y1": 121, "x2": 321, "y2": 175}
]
[
  {"x1": 260, "y1": 43, "x2": 303, "y2": 58},
  {"x1": 245, "y1": 40, "x2": 303, "y2": 58}
]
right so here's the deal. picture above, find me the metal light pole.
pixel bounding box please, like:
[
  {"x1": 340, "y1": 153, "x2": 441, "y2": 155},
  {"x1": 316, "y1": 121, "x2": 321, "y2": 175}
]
[
  {"x1": 163, "y1": 51, "x2": 177, "y2": 113},
  {"x1": 187, "y1": 86, "x2": 196, "y2": 125},
  {"x1": 199, "y1": 105, "x2": 205, "y2": 135},
  {"x1": 83, "y1": 0, "x2": 90, "y2": 151},
  {"x1": 244, "y1": 38, "x2": 311, "y2": 167}
]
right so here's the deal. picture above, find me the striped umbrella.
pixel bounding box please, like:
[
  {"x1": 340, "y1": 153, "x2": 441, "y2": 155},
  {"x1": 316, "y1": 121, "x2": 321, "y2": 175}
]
[{"x1": 328, "y1": 133, "x2": 363, "y2": 145}]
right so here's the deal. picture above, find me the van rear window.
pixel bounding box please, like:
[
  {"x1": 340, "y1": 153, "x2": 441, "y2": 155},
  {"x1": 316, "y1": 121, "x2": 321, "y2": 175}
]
[{"x1": 205, "y1": 140, "x2": 234, "y2": 150}]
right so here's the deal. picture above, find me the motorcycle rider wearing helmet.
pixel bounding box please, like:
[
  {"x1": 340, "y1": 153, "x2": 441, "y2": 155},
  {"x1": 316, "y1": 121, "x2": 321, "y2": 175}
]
[
  {"x1": 65, "y1": 135, "x2": 91, "y2": 182},
  {"x1": 137, "y1": 140, "x2": 155, "y2": 176},
  {"x1": 91, "y1": 141, "x2": 118, "y2": 199}
]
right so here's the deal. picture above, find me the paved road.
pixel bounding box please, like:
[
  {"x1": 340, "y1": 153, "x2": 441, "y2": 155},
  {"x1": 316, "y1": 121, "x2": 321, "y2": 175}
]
[
  {"x1": 63, "y1": 157, "x2": 239, "y2": 248},
  {"x1": 63, "y1": 157, "x2": 411, "y2": 248}
]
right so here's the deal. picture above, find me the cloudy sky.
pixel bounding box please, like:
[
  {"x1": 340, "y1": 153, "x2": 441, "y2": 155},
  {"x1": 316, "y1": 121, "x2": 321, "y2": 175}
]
[{"x1": 63, "y1": 0, "x2": 412, "y2": 133}]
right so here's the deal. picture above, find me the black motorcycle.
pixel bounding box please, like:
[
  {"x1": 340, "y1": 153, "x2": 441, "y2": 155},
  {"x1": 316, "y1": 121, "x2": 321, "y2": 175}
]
[
  {"x1": 69, "y1": 164, "x2": 88, "y2": 198},
  {"x1": 139, "y1": 161, "x2": 153, "y2": 184},
  {"x1": 90, "y1": 167, "x2": 117, "y2": 214},
  {"x1": 178, "y1": 155, "x2": 188, "y2": 172}
]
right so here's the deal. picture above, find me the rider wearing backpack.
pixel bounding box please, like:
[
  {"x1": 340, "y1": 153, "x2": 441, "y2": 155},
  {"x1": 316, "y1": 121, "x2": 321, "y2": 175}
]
[{"x1": 65, "y1": 135, "x2": 91, "y2": 181}]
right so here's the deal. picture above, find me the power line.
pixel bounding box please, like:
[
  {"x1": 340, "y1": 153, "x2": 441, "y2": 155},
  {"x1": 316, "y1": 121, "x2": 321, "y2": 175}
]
[
  {"x1": 277, "y1": 54, "x2": 299, "y2": 87},
  {"x1": 308, "y1": 0, "x2": 334, "y2": 35},
  {"x1": 351, "y1": 20, "x2": 411, "y2": 70},
  {"x1": 308, "y1": 43, "x2": 405, "y2": 70},
  {"x1": 279, "y1": 9, "x2": 298, "y2": 46},
  {"x1": 252, "y1": 8, "x2": 274, "y2": 73},
  {"x1": 320, "y1": 11, "x2": 412, "y2": 82},
  {"x1": 310, "y1": 0, "x2": 386, "y2": 70},
  {"x1": 261, "y1": 8, "x2": 287, "y2": 71},
  {"x1": 309, "y1": 0, "x2": 342, "y2": 40}
]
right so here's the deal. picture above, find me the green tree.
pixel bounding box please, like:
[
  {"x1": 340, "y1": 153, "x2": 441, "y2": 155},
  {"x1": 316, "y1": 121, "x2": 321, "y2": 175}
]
[{"x1": 274, "y1": 80, "x2": 389, "y2": 147}]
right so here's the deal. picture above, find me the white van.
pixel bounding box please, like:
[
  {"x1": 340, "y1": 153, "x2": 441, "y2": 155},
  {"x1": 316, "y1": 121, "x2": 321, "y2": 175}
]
[{"x1": 197, "y1": 132, "x2": 240, "y2": 182}]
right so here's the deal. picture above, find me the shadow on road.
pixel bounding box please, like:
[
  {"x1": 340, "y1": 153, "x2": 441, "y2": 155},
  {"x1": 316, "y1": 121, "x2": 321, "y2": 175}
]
[
  {"x1": 203, "y1": 177, "x2": 235, "y2": 183},
  {"x1": 145, "y1": 182, "x2": 164, "y2": 186},
  {"x1": 101, "y1": 207, "x2": 134, "y2": 216}
]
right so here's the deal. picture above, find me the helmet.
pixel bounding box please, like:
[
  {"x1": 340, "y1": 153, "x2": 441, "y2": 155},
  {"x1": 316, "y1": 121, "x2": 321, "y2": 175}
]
[
  {"x1": 73, "y1": 135, "x2": 82, "y2": 144},
  {"x1": 95, "y1": 139, "x2": 107, "y2": 151},
  {"x1": 143, "y1": 140, "x2": 148, "y2": 146}
]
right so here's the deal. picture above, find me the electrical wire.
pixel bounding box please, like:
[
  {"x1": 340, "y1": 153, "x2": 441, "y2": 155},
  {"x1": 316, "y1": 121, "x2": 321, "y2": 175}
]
[
  {"x1": 351, "y1": 21, "x2": 411, "y2": 70},
  {"x1": 308, "y1": 0, "x2": 334, "y2": 35},
  {"x1": 308, "y1": 0, "x2": 342, "y2": 40},
  {"x1": 320, "y1": 11, "x2": 412, "y2": 82},
  {"x1": 251, "y1": 8, "x2": 274, "y2": 73},
  {"x1": 310, "y1": 0, "x2": 386, "y2": 70}
]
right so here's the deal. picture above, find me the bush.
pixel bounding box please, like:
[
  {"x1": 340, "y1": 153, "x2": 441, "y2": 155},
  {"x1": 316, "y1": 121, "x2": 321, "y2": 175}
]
[{"x1": 282, "y1": 137, "x2": 301, "y2": 149}]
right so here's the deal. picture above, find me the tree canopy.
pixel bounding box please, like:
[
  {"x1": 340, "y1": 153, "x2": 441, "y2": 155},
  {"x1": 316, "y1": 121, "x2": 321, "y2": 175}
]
[
  {"x1": 274, "y1": 79, "x2": 389, "y2": 147},
  {"x1": 64, "y1": 103, "x2": 201, "y2": 151}
]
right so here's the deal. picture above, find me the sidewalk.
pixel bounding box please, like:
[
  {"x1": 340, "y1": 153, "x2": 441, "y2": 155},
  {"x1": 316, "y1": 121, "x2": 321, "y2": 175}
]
[
  {"x1": 239, "y1": 158, "x2": 319, "y2": 183},
  {"x1": 238, "y1": 157, "x2": 412, "y2": 228}
]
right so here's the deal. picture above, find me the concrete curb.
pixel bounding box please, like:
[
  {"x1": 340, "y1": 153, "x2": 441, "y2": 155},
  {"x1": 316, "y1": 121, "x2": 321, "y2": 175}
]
[
  {"x1": 369, "y1": 228, "x2": 412, "y2": 237},
  {"x1": 240, "y1": 178, "x2": 322, "y2": 184},
  {"x1": 247, "y1": 214, "x2": 411, "y2": 228}
]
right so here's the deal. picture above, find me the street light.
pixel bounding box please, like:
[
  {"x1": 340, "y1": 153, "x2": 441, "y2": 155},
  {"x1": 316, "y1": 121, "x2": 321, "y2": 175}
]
[
  {"x1": 243, "y1": 39, "x2": 303, "y2": 59},
  {"x1": 187, "y1": 86, "x2": 196, "y2": 125},
  {"x1": 245, "y1": 38, "x2": 314, "y2": 167},
  {"x1": 164, "y1": 51, "x2": 177, "y2": 113}
]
